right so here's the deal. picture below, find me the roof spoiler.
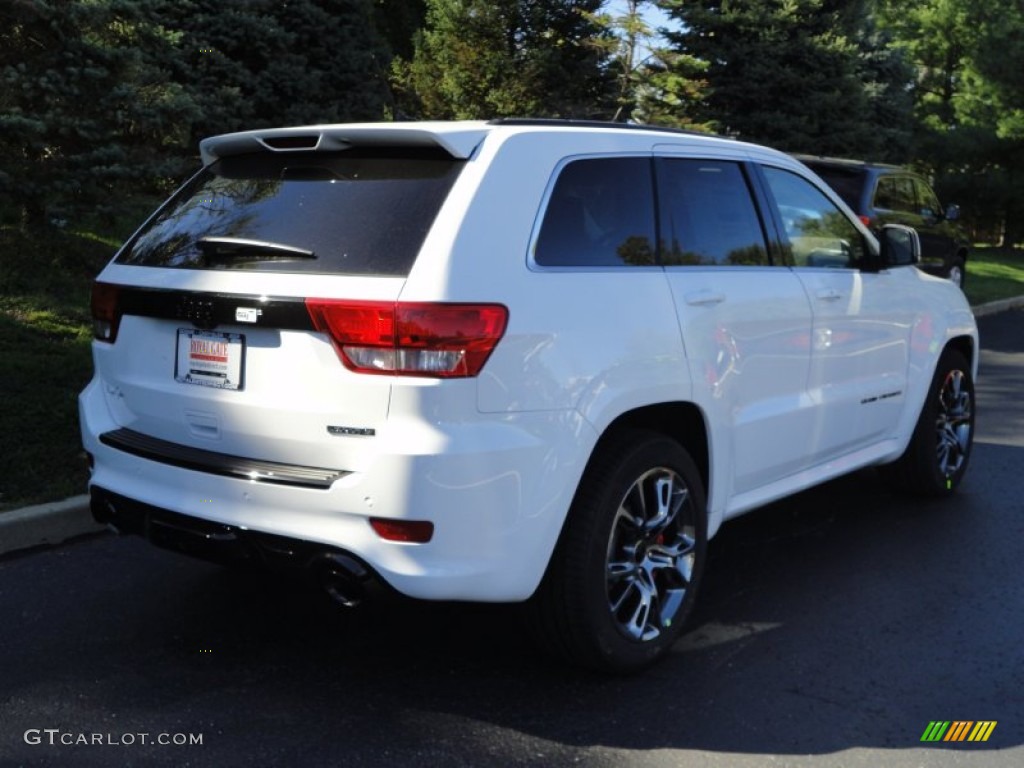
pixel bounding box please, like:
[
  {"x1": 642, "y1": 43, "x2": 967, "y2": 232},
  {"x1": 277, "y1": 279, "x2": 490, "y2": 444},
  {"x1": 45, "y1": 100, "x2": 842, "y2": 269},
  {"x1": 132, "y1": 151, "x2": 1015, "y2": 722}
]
[{"x1": 199, "y1": 122, "x2": 490, "y2": 165}]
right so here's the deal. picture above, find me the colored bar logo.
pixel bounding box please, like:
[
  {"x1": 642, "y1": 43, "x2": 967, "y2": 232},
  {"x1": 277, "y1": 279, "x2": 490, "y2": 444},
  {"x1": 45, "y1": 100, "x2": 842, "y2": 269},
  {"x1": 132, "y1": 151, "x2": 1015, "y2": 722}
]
[{"x1": 921, "y1": 721, "x2": 997, "y2": 743}]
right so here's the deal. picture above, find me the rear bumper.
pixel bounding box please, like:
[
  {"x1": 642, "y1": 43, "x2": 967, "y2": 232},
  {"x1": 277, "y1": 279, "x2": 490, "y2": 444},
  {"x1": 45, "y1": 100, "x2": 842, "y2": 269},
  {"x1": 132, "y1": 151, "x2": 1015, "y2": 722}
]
[{"x1": 80, "y1": 377, "x2": 592, "y2": 602}]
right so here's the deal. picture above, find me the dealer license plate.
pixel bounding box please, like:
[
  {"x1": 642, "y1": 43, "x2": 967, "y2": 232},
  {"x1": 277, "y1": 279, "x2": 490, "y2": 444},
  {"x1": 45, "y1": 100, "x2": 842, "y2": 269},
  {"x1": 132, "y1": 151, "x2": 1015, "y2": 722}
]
[{"x1": 175, "y1": 329, "x2": 245, "y2": 390}]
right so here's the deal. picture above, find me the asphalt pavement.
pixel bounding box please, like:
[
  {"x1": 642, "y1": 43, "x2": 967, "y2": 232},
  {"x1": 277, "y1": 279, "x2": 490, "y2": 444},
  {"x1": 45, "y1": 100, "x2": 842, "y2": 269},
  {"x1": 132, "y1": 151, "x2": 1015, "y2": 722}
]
[{"x1": 0, "y1": 307, "x2": 1021, "y2": 768}]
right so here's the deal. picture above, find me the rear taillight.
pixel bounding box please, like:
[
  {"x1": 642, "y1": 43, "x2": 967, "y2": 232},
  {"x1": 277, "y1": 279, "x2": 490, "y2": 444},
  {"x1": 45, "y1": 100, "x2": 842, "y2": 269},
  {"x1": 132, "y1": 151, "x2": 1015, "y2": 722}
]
[
  {"x1": 858, "y1": 215, "x2": 872, "y2": 228},
  {"x1": 370, "y1": 518, "x2": 434, "y2": 543},
  {"x1": 305, "y1": 300, "x2": 508, "y2": 378},
  {"x1": 91, "y1": 282, "x2": 122, "y2": 342}
]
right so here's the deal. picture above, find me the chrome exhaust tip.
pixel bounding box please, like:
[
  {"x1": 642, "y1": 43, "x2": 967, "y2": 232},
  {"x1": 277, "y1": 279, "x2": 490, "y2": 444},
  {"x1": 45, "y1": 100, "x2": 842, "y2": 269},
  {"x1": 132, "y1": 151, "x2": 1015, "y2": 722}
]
[{"x1": 314, "y1": 552, "x2": 369, "y2": 608}]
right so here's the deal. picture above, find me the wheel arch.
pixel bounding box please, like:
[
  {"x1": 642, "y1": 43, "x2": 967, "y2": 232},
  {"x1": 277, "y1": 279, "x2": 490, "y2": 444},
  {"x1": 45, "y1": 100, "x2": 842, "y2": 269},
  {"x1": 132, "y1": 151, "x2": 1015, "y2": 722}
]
[
  {"x1": 589, "y1": 402, "x2": 711, "y2": 507},
  {"x1": 528, "y1": 406, "x2": 712, "y2": 669},
  {"x1": 945, "y1": 333, "x2": 977, "y2": 378},
  {"x1": 880, "y1": 334, "x2": 977, "y2": 495}
]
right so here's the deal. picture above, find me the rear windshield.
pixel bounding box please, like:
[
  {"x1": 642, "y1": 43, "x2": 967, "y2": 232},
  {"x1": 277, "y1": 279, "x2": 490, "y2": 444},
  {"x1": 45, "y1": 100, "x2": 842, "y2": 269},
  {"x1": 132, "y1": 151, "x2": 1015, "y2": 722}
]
[
  {"x1": 116, "y1": 148, "x2": 464, "y2": 276},
  {"x1": 801, "y1": 164, "x2": 863, "y2": 211}
]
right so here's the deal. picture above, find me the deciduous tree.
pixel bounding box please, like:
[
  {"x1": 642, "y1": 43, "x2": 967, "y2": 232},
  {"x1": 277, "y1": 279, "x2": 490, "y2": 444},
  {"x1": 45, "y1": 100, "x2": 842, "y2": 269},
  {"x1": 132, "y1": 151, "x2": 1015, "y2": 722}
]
[{"x1": 880, "y1": 0, "x2": 1024, "y2": 243}]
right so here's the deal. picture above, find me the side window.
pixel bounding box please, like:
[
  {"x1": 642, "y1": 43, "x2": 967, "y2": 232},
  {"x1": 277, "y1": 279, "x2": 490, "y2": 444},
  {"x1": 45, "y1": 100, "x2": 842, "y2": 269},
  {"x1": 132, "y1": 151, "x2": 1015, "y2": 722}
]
[
  {"x1": 762, "y1": 167, "x2": 869, "y2": 269},
  {"x1": 534, "y1": 157, "x2": 656, "y2": 267},
  {"x1": 874, "y1": 175, "x2": 916, "y2": 213},
  {"x1": 914, "y1": 178, "x2": 942, "y2": 219},
  {"x1": 657, "y1": 159, "x2": 768, "y2": 266}
]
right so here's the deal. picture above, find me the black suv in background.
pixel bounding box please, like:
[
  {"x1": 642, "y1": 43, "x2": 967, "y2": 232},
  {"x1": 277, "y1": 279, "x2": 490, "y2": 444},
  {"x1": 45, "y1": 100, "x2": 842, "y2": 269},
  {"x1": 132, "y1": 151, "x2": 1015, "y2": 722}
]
[{"x1": 796, "y1": 156, "x2": 970, "y2": 288}]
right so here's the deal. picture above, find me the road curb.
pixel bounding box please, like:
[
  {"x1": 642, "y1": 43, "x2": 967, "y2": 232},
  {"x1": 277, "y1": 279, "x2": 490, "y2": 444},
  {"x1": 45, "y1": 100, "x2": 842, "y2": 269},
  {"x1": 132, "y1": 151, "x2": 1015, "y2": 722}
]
[
  {"x1": 972, "y1": 294, "x2": 1024, "y2": 317},
  {"x1": 0, "y1": 495, "x2": 104, "y2": 558}
]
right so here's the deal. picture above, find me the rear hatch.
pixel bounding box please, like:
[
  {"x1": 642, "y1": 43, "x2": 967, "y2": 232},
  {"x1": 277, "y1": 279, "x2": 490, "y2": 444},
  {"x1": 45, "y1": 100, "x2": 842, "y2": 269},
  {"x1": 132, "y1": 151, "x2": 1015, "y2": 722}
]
[
  {"x1": 90, "y1": 129, "x2": 479, "y2": 477},
  {"x1": 797, "y1": 160, "x2": 865, "y2": 211}
]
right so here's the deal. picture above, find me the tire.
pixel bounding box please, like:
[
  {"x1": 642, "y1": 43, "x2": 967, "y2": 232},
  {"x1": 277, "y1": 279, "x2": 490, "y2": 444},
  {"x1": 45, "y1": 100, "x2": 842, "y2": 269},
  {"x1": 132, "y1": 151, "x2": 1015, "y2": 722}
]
[
  {"x1": 881, "y1": 348, "x2": 975, "y2": 496},
  {"x1": 947, "y1": 256, "x2": 966, "y2": 289},
  {"x1": 529, "y1": 431, "x2": 707, "y2": 672}
]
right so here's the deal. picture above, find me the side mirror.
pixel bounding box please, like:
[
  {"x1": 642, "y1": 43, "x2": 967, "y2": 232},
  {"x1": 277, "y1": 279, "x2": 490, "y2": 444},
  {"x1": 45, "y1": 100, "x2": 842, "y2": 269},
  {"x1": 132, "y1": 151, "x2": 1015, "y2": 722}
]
[
  {"x1": 945, "y1": 203, "x2": 961, "y2": 221},
  {"x1": 879, "y1": 224, "x2": 920, "y2": 267}
]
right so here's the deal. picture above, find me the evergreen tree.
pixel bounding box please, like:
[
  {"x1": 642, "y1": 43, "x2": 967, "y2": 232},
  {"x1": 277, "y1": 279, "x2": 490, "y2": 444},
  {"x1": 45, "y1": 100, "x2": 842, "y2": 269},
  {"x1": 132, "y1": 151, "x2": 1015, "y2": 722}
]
[
  {"x1": 630, "y1": 50, "x2": 712, "y2": 131},
  {"x1": 0, "y1": 0, "x2": 197, "y2": 229},
  {"x1": 157, "y1": 0, "x2": 392, "y2": 145},
  {"x1": 585, "y1": 0, "x2": 711, "y2": 128},
  {"x1": 849, "y1": 9, "x2": 915, "y2": 160},
  {"x1": 393, "y1": 0, "x2": 614, "y2": 119},
  {"x1": 659, "y1": 0, "x2": 912, "y2": 157},
  {"x1": 585, "y1": 0, "x2": 657, "y2": 121},
  {"x1": 0, "y1": 0, "x2": 393, "y2": 231}
]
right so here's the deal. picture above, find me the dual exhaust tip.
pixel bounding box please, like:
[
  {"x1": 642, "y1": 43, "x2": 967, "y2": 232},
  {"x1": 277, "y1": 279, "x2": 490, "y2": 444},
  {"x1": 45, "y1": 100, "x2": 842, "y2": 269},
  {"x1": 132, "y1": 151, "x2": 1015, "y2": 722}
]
[
  {"x1": 313, "y1": 553, "x2": 369, "y2": 608},
  {"x1": 91, "y1": 486, "x2": 374, "y2": 609}
]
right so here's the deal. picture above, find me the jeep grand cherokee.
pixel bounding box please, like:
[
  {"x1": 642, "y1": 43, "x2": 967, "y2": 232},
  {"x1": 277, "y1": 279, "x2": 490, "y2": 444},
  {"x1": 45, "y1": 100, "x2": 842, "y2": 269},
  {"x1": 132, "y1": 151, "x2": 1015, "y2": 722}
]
[{"x1": 82, "y1": 120, "x2": 978, "y2": 670}]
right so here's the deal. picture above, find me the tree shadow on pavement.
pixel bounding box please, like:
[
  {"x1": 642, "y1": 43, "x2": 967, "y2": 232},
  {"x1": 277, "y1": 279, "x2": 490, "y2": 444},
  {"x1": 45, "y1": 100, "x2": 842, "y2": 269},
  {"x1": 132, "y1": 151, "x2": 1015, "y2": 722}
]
[{"x1": 2, "y1": 455, "x2": 1020, "y2": 767}]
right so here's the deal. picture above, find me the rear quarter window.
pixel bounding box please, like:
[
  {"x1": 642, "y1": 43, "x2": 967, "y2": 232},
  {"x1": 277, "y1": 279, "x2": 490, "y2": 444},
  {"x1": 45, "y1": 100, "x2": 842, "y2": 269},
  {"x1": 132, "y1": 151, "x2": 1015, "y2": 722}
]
[
  {"x1": 802, "y1": 165, "x2": 864, "y2": 211},
  {"x1": 913, "y1": 178, "x2": 943, "y2": 218},
  {"x1": 116, "y1": 149, "x2": 464, "y2": 276},
  {"x1": 873, "y1": 175, "x2": 917, "y2": 214},
  {"x1": 534, "y1": 157, "x2": 657, "y2": 267}
]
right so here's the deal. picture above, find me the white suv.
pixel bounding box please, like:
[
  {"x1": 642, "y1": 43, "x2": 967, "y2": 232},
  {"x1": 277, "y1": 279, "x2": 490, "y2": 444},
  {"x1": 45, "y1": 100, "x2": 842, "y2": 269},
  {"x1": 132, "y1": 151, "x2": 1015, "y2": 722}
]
[{"x1": 80, "y1": 119, "x2": 978, "y2": 671}]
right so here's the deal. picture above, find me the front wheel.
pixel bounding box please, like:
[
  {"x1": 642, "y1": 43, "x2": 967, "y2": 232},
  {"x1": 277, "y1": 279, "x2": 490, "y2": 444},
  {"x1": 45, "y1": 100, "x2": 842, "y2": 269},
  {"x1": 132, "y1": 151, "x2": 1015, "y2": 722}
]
[
  {"x1": 881, "y1": 348, "x2": 975, "y2": 496},
  {"x1": 529, "y1": 431, "x2": 707, "y2": 672}
]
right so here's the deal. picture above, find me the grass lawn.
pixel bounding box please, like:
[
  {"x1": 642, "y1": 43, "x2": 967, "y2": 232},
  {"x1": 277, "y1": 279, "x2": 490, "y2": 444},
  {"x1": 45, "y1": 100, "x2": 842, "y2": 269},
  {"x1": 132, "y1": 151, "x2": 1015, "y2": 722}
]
[
  {"x1": 964, "y1": 246, "x2": 1024, "y2": 306},
  {"x1": 0, "y1": 230, "x2": 1021, "y2": 511},
  {"x1": 0, "y1": 227, "x2": 116, "y2": 510}
]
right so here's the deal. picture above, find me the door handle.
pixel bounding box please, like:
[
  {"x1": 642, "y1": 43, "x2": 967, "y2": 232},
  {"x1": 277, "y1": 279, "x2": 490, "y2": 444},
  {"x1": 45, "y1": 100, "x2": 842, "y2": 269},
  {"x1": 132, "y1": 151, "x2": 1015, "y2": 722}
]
[
  {"x1": 684, "y1": 290, "x2": 726, "y2": 306},
  {"x1": 816, "y1": 288, "x2": 842, "y2": 301}
]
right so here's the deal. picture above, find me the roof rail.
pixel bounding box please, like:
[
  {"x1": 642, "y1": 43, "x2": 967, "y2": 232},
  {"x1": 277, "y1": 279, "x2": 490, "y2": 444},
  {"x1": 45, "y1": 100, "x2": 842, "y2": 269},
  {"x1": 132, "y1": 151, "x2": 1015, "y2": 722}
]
[{"x1": 487, "y1": 117, "x2": 726, "y2": 140}]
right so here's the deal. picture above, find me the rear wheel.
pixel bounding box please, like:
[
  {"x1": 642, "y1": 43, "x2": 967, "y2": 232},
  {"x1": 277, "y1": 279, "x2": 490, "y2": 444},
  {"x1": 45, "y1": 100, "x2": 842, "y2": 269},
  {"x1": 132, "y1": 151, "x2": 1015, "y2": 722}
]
[
  {"x1": 530, "y1": 431, "x2": 707, "y2": 672},
  {"x1": 882, "y1": 348, "x2": 974, "y2": 496}
]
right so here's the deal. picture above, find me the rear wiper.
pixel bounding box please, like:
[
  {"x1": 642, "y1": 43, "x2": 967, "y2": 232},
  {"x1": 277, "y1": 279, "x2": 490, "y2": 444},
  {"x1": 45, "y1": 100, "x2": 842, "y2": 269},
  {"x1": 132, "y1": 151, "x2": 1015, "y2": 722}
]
[{"x1": 196, "y1": 237, "x2": 316, "y2": 260}]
